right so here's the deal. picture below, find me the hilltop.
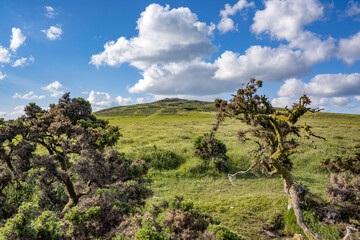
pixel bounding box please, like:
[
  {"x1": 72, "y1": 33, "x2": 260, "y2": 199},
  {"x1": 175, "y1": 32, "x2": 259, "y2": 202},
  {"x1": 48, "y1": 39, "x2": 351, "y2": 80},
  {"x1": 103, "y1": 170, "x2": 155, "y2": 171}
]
[{"x1": 95, "y1": 98, "x2": 217, "y2": 116}]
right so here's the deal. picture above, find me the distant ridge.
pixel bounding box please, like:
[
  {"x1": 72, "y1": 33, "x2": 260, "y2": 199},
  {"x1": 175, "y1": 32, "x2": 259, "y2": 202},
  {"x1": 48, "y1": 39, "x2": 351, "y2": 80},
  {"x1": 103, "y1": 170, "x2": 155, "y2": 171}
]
[
  {"x1": 95, "y1": 98, "x2": 216, "y2": 117},
  {"x1": 155, "y1": 98, "x2": 189, "y2": 103}
]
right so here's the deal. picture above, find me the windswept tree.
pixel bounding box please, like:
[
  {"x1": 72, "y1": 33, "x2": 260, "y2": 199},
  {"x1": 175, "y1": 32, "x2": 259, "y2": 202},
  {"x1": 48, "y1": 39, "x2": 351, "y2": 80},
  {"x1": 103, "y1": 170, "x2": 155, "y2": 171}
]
[
  {"x1": 0, "y1": 94, "x2": 151, "y2": 239},
  {"x1": 213, "y1": 79, "x2": 325, "y2": 240}
]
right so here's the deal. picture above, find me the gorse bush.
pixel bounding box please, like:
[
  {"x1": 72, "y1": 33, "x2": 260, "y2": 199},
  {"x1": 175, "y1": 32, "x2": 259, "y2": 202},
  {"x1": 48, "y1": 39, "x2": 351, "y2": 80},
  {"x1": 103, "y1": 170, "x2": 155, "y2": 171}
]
[
  {"x1": 0, "y1": 94, "x2": 152, "y2": 239},
  {"x1": 194, "y1": 132, "x2": 227, "y2": 160},
  {"x1": 0, "y1": 202, "x2": 64, "y2": 240},
  {"x1": 115, "y1": 196, "x2": 242, "y2": 240},
  {"x1": 193, "y1": 132, "x2": 229, "y2": 172}
]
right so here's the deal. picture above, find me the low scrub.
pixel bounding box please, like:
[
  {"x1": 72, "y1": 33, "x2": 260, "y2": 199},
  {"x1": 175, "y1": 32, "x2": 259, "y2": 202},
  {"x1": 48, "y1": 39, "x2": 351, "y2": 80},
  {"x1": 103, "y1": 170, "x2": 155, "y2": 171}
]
[
  {"x1": 316, "y1": 145, "x2": 360, "y2": 237},
  {"x1": 193, "y1": 132, "x2": 229, "y2": 172},
  {"x1": 131, "y1": 146, "x2": 184, "y2": 170},
  {"x1": 114, "y1": 196, "x2": 242, "y2": 240}
]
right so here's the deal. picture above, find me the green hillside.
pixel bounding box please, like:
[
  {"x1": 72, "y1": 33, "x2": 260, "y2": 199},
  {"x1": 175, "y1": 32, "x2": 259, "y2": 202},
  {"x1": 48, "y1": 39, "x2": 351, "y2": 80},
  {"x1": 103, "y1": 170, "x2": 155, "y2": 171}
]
[
  {"x1": 95, "y1": 98, "x2": 217, "y2": 116},
  {"x1": 95, "y1": 101, "x2": 360, "y2": 239}
]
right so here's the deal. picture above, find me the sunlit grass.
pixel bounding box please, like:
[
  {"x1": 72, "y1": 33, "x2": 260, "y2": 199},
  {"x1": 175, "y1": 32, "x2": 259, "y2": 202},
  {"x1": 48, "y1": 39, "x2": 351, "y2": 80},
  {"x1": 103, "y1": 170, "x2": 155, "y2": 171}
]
[{"x1": 96, "y1": 107, "x2": 360, "y2": 239}]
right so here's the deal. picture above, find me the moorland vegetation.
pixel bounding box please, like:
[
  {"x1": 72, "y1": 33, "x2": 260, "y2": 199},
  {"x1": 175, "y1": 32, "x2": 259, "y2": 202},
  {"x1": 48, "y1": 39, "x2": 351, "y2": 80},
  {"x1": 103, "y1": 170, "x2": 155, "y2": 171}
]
[{"x1": 0, "y1": 81, "x2": 359, "y2": 239}]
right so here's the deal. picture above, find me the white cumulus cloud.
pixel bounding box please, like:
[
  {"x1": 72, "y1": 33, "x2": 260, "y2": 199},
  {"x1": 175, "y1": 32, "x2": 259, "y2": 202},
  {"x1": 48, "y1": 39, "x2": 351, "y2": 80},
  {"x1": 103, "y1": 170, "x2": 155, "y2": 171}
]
[
  {"x1": 346, "y1": 0, "x2": 360, "y2": 17},
  {"x1": 278, "y1": 73, "x2": 360, "y2": 97},
  {"x1": 129, "y1": 60, "x2": 237, "y2": 96},
  {"x1": 0, "y1": 71, "x2": 6, "y2": 80},
  {"x1": 10, "y1": 28, "x2": 26, "y2": 52},
  {"x1": 11, "y1": 56, "x2": 34, "y2": 67},
  {"x1": 90, "y1": 4, "x2": 216, "y2": 70},
  {"x1": 0, "y1": 106, "x2": 25, "y2": 120},
  {"x1": 251, "y1": 0, "x2": 335, "y2": 65},
  {"x1": 214, "y1": 46, "x2": 309, "y2": 82},
  {"x1": 217, "y1": 18, "x2": 236, "y2": 34},
  {"x1": 305, "y1": 73, "x2": 360, "y2": 97},
  {"x1": 0, "y1": 46, "x2": 11, "y2": 63},
  {"x1": 273, "y1": 73, "x2": 360, "y2": 108},
  {"x1": 337, "y1": 31, "x2": 360, "y2": 65},
  {"x1": 115, "y1": 96, "x2": 133, "y2": 105},
  {"x1": 41, "y1": 81, "x2": 64, "y2": 97},
  {"x1": 89, "y1": 2, "x2": 359, "y2": 101},
  {"x1": 217, "y1": 0, "x2": 255, "y2": 33},
  {"x1": 251, "y1": 0, "x2": 324, "y2": 41},
  {"x1": 45, "y1": 6, "x2": 57, "y2": 18},
  {"x1": 13, "y1": 91, "x2": 46, "y2": 100},
  {"x1": 289, "y1": 31, "x2": 335, "y2": 65},
  {"x1": 88, "y1": 91, "x2": 112, "y2": 107},
  {"x1": 42, "y1": 25, "x2": 63, "y2": 40},
  {"x1": 136, "y1": 98, "x2": 145, "y2": 104},
  {"x1": 87, "y1": 91, "x2": 133, "y2": 111},
  {"x1": 271, "y1": 97, "x2": 296, "y2": 108},
  {"x1": 329, "y1": 97, "x2": 351, "y2": 107}
]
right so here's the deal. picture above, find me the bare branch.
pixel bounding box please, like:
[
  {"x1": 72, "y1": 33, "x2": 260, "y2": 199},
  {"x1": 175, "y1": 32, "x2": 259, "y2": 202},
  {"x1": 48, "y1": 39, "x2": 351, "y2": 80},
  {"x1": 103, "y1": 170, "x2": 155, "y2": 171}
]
[
  {"x1": 228, "y1": 162, "x2": 258, "y2": 185},
  {"x1": 342, "y1": 226, "x2": 358, "y2": 240},
  {"x1": 304, "y1": 135, "x2": 326, "y2": 154}
]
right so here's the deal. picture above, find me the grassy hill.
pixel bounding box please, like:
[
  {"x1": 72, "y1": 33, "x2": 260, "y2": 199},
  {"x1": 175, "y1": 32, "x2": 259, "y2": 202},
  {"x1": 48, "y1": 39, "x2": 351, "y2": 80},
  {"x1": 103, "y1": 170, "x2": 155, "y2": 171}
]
[
  {"x1": 95, "y1": 98, "x2": 216, "y2": 116},
  {"x1": 96, "y1": 100, "x2": 360, "y2": 239}
]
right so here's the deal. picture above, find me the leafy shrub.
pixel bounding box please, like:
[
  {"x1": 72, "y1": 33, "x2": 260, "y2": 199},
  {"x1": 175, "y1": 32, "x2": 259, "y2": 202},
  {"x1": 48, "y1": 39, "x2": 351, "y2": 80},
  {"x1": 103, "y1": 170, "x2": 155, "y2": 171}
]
[
  {"x1": 0, "y1": 202, "x2": 39, "y2": 239},
  {"x1": 194, "y1": 132, "x2": 227, "y2": 160},
  {"x1": 64, "y1": 181, "x2": 152, "y2": 239},
  {"x1": 115, "y1": 197, "x2": 242, "y2": 240},
  {"x1": 0, "y1": 94, "x2": 152, "y2": 239},
  {"x1": 209, "y1": 157, "x2": 228, "y2": 173},
  {"x1": 194, "y1": 132, "x2": 229, "y2": 172},
  {"x1": 31, "y1": 210, "x2": 64, "y2": 239},
  {"x1": 0, "y1": 203, "x2": 64, "y2": 240},
  {"x1": 135, "y1": 219, "x2": 169, "y2": 240}
]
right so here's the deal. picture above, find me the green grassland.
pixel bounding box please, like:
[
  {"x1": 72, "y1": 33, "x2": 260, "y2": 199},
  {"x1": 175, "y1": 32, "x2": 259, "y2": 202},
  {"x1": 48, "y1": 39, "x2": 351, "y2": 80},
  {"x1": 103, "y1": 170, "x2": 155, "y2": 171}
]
[{"x1": 95, "y1": 99, "x2": 360, "y2": 239}]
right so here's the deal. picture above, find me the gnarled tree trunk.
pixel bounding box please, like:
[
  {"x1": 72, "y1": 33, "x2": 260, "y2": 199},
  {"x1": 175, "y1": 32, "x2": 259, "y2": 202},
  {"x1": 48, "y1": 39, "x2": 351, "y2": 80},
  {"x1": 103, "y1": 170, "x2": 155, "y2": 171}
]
[{"x1": 283, "y1": 172, "x2": 321, "y2": 240}]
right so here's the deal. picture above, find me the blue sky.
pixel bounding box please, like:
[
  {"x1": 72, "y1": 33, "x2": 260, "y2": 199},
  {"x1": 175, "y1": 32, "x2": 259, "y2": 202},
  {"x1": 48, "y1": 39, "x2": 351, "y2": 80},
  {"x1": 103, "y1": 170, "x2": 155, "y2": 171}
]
[{"x1": 1, "y1": 0, "x2": 360, "y2": 119}]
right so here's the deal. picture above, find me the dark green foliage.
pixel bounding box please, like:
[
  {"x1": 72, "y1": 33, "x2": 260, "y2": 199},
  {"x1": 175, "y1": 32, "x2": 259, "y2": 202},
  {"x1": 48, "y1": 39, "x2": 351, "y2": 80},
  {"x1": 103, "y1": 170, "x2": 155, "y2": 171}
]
[
  {"x1": 62, "y1": 181, "x2": 152, "y2": 239},
  {"x1": 194, "y1": 132, "x2": 227, "y2": 160},
  {"x1": 0, "y1": 202, "x2": 39, "y2": 239},
  {"x1": 209, "y1": 157, "x2": 229, "y2": 173},
  {"x1": 134, "y1": 219, "x2": 169, "y2": 240},
  {"x1": 31, "y1": 210, "x2": 64, "y2": 239},
  {"x1": 65, "y1": 207, "x2": 86, "y2": 226},
  {"x1": 115, "y1": 197, "x2": 242, "y2": 240},
  {"x1": 194, "y1": 132, "x2": 229, "y2": 172},
  {"x1": 0, "y1": 94, "x2": 152, "y2": 239},
  {"x1": 0, "y1": 202, "x2": 64, "y2": 240}
]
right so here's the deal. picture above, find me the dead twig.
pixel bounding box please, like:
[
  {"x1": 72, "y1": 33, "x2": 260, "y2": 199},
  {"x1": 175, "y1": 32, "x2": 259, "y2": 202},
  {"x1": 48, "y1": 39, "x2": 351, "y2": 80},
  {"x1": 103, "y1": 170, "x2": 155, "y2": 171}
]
[
  {"x1": 342, "y1": 226, "x2": 358, "y2": 240},
  {"x1": 228, "y1": 163, "x2": 258, "y2": 185}
]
